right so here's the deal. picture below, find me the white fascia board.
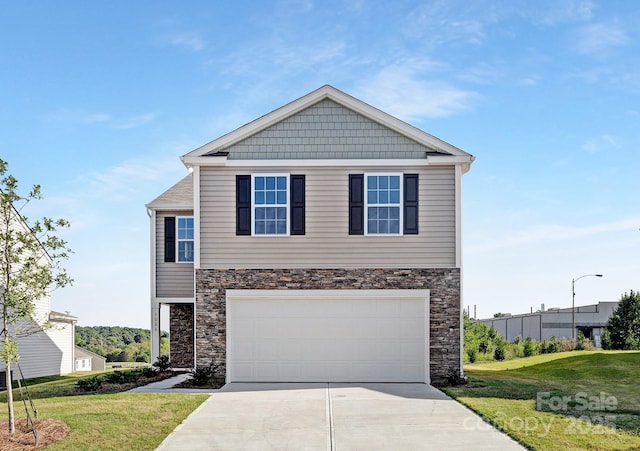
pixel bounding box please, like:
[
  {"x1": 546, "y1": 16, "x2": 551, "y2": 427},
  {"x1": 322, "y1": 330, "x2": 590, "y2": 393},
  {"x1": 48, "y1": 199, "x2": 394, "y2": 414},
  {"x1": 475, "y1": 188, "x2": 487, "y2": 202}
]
[
  {"x1": 427, "y1": 155, "x2": 475, "y2": 165},
  {"x1": 180, "y1": 157, "x2": 472, "y2": 168},
  {"x1": 145, "y1": 204, "x2": 194, "y2": 211},
  {"x1": 182, "y1": 85, "x2": 474, "y2": 159},
  {"x1": 181, "y1": 155, "x2": 227, "y2": 167}
]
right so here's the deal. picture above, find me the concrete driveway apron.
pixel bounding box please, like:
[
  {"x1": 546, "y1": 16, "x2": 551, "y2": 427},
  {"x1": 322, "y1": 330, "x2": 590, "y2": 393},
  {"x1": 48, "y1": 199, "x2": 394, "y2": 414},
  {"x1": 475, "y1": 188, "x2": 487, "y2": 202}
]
[{"x1": 156, "y1": 383, "x2": 525, "y2": 450}]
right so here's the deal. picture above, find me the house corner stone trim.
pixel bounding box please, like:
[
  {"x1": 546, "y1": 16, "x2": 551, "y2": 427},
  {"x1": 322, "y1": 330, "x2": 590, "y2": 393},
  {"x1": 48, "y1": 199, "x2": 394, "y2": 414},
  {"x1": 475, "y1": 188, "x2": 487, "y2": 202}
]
[
  {"x1": 169, "y1": 303, "x2": 195, "y2": 368},
  {"x1": 194, "y1": 268, "x2": 460, "y2": 382}
]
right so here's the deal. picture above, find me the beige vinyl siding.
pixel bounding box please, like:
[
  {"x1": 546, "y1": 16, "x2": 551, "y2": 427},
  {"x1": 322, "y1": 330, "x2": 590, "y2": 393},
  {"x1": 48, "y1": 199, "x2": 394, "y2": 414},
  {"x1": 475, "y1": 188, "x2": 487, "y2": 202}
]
[
  {"x1": 156, "y1": 210, "x2": 195, "y2": 298},
  {"x1": 200, "y1": 165, "x2": 455, "y2": 269}
]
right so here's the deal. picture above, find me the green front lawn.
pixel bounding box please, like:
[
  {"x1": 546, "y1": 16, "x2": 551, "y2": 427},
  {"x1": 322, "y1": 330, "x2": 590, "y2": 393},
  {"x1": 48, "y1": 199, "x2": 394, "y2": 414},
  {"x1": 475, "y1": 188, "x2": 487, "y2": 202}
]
[
  {"x1": 1, "y1": 371, "x2": 208, "y2": 450},
  {"x1": 445, "y1": 351, "x2": 640, "y2": 450}
]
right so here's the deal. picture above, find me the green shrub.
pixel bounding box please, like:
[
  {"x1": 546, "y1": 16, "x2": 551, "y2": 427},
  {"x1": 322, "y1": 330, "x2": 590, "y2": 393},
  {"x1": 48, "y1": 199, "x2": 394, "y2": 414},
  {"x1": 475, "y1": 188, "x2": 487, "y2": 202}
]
[
  {"x1": 142, "y1": 367, "x2": 157, "y2": 378},
  {"x1": 494, "y1": 343, "x2": 506, "y2": 361},
  {"x1": 76, "y1": 375, "x2": 103, "y2": 392},
  {"x1": 189, "y1": 367, "x2": 214, "y2": 386},
  {"x1": 523, "y1": 337, "x2": 537, "y2": 357},
  {"x1": 601, "y1": 328, "x2": 612, "y2": 350},
  {"x1": 466, "y1": 348, "x2": 477, "y2": 363},
  {"x1": 540, "y1": 337, "x2": 560, "y2": 354},
  {"x1": 152, "y1": 355, "x2": 171, "y2": 372},
  {"x1": 189, "y1": 362, "x2": 222, "y2": 386},
  {"x1": 575, "y1": 331, "x2": 586, "y2": 351}
]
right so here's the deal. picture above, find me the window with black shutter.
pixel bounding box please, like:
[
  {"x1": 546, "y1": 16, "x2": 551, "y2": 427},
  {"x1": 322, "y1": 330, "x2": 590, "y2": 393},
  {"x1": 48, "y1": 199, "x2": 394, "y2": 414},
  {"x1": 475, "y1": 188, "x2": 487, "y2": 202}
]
[
  {"x1": 238, "y1": 173, "x2": 304, "y2": 236},
  {"x1": 351, "y1": 173, "x2": 419, "y2": 236}
]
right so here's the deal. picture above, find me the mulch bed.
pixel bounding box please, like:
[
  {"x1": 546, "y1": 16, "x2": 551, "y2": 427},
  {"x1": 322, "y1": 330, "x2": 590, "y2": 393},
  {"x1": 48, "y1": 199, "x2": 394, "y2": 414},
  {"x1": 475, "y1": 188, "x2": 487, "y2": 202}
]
[
  {"x1": 173, "y1": 377, "x2": 225, "y2": 390},
  {"x1": 0, "y1": 418, "x2": 69, "y2": 451},
  {"x1": 73, "y1": 371, "x2": 180, "y2": 395},
  {"x1": 0, "y1": 370, "x2": 182, "y2": 449}
]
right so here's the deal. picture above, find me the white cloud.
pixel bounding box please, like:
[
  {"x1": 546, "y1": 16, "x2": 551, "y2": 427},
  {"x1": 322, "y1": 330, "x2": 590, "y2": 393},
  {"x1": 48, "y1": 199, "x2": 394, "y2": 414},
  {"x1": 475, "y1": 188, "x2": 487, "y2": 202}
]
[
  {"x1": 405, "y1": 1, "x2": 490, "y2": 46},
  {"x1": 575, "y1": 23, "x2": 629, "y2": 55},
  {"x1": 81, "y1": 112, "x2": 112, "y2": 124},
  {"x1": 567, "y1": 67, "x2": 613, "y2": 84},
  {"x1": 114, "y1": 113, "x2": 157, "y2": 129},
  {"x1": 166, "y1": 32, "x2": 205, "y2": 52},
  {"x1": 74, "y1": 154, "x2": 187, "y2": 203},
  {"x1": 582, "y1": 134, "x2": 619, "y2": 154},
  {"x1": 45, "y1": 109, "x2": 112, "y2": 125},
  {"x1": 355, "y1": 60, "x2": 478, "y2": 120},
  {"x1": 516, "y1": 74, "x2": 541, "y2": 86},
  {"x1": 44, "y1": 109, "x2": 156, "y2": 129},
  {"x1": 530, "y1": 0, "x2": 595, "y2": 25},
  {"x1": 468, "y1": 218, "x2": 640, "y2": 254}
]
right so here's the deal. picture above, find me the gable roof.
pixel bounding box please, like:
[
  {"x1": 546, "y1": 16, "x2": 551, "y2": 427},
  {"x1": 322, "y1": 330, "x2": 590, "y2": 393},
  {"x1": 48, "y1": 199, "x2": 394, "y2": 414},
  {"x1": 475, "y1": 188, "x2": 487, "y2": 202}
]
[
  {"x1": 181, "y1": 85, "x2": 474, "y2": 166},
  {"x1": 146, "y1": 174, "x2": 193, "y2": 210}
]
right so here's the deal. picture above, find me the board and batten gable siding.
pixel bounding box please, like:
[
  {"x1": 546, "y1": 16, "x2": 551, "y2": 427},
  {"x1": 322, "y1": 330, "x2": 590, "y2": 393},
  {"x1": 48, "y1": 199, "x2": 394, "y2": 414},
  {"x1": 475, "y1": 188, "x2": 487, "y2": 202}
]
[
  {"x1": 223, "y1": 99, "x2": 433, "y2": 160},
  {"x1": 199, "y1": 165, "x2": 456, "y2": 269},
  {"x1": 155, "y1": 210, "x2": 195, "y2": 298}
]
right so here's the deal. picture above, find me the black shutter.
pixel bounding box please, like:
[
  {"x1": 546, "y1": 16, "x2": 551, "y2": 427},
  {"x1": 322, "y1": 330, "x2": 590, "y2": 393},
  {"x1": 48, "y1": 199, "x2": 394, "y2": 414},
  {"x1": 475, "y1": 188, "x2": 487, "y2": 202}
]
[
  {"x1": 290, "y1": 175, "x2": 305, "y2": 235},
  {"x1": 403, "y1": 173, "x2": 419, "y2": 234},
  {"x1": 348, "y1": 174, "x2": 364, "y2": 235},
  {"x1": 236, "y1": 175, "x2": 251, "y2": 235},
  {"x1": 164, "y1": 217, "x2": 176, "y2": 262}
]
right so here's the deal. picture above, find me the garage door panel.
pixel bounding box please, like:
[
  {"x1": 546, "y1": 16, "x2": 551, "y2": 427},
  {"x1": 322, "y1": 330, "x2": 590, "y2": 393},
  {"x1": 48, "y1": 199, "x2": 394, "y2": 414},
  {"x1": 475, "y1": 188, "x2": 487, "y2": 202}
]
[
  {"x1": 254, "y1": 321, "x2": 278, "y2": 338},
  {"x1": 402, "y1": 341, "x2": 424, "y2": 360},
  {"x1": 276, "y1": 340, "x2": 303, "y2": 360},
  {"x1": 401, "y1": 318, "x2": 425, "y2": 338},
  {"x1": 228, "y1": 291, "x2": 428, "y2": 382}
]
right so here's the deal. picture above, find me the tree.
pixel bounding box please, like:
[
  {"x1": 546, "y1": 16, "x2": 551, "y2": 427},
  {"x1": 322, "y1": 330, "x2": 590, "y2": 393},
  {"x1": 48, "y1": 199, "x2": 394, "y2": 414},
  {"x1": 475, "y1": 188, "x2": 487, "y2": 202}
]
[
  {"x1": 605, "y1": 290, "x2": 640, "y2": 350},
  {"x1": 0, "y1": 159, "x2": 72, "y2": 435}
]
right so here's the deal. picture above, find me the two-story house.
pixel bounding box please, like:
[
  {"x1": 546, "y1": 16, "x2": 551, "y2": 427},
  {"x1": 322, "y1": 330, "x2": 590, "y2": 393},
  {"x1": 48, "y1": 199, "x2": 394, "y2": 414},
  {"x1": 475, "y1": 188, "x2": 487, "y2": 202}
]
[
  {"x1": 147, "y1": 85, "x2": 474, "y2": 384},
  {"x1": 0, "y1": 201, "x2": 77, "y2": 383}
]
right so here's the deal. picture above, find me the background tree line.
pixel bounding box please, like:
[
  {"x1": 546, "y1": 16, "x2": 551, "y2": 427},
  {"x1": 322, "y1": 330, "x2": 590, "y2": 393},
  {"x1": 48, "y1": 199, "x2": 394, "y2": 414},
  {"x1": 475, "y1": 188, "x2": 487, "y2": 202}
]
[{"x1": 75, "y1": 326, "x2": 169, "y2": 363}]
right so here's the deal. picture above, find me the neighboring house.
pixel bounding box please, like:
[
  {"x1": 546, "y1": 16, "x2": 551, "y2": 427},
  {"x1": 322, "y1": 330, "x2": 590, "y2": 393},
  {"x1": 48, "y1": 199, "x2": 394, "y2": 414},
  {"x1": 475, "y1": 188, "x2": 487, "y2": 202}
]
[
  {"x1": 75, "y1": 346, "x2": 107, "y2": 372},
  {"x1": 147, "y1": 85, "x2": 475, "y2": 384},
  {"x1": 0, "y1": 205, "x2": 77, "y2": 382},
  {"x1": 479, "y1": 301, "x2": 619, "y2": 347}
]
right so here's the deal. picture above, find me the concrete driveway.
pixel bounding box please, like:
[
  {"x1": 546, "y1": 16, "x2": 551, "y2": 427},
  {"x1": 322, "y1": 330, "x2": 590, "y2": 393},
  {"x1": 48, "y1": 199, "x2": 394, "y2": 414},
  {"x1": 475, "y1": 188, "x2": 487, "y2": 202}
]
[{"x1": 157, "y1": 383, "x2": 525, "y2": 450}]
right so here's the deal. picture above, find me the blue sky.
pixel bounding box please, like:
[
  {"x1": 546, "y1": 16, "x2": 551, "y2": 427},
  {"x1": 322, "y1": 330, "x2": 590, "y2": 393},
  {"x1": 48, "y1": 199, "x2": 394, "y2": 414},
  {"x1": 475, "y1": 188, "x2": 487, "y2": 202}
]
[{"x1": 1, "y1": 1, "x2": 638, "y2": 328}]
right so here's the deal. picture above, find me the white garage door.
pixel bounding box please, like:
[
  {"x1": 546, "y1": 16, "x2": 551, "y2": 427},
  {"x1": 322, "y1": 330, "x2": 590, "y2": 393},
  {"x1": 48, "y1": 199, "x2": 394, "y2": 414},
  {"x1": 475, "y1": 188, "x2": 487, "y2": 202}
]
[{"x1": 226, "y1": 289, "x2": 429, "y2": 383}]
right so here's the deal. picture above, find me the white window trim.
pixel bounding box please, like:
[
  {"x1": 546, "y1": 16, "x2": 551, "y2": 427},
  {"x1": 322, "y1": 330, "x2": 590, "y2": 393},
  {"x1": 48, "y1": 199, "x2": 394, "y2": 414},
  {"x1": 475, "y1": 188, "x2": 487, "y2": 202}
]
[
  {"x1": 364, "y1": 173, "x2": 404, "y2": 236},
  {"x1": 176, "y1": 216, "x2": 195, "y2": 263},
  {"x1": 251, "y1": 173, "x2": 290, "y2": 236}
]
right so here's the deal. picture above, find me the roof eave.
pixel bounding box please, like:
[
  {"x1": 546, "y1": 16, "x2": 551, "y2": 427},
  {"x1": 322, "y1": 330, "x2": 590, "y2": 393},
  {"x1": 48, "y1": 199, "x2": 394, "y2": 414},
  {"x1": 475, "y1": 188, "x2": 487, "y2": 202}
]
[{"x1": 181, "y1": 85, "x2": 473, "y2": 162}]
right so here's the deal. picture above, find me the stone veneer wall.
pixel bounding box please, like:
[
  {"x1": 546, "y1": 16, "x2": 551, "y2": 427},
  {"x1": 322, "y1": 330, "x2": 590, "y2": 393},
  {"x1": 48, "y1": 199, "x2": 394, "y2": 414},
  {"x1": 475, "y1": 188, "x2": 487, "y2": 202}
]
[
  {"x1": 195, "y1": 268, "x2": 461, "y2": 383},
  {"x1": 169, "y1": 303, "x2": 194, "y2": 368}
]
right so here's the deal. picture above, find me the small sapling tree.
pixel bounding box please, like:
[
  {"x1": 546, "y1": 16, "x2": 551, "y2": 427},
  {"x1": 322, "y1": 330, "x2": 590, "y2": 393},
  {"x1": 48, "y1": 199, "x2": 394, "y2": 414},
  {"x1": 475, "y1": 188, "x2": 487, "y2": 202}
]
[{"x1": 0, "y1": 159, "x2": 72, "y2": 435}]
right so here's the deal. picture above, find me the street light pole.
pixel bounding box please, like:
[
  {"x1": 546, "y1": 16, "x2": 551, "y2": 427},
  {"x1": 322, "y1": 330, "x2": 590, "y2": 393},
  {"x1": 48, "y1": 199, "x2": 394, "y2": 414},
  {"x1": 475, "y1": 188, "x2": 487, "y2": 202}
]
[{"x1": 572, "y1": 274, "x2": 603, "y2": 340}]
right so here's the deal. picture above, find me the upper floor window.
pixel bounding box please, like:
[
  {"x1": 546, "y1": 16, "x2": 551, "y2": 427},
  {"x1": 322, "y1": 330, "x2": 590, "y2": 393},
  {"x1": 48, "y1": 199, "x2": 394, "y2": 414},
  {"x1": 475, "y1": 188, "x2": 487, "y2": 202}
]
[
  {"x1": 365, "y1": 174, "x2": 402, "y2": 235},
  {"x1": 177, "y1": 216, "x2": 194, "y2": 262},
  {"x1": 252, "y1": 174, "x2": 290, "y2": 235}
]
